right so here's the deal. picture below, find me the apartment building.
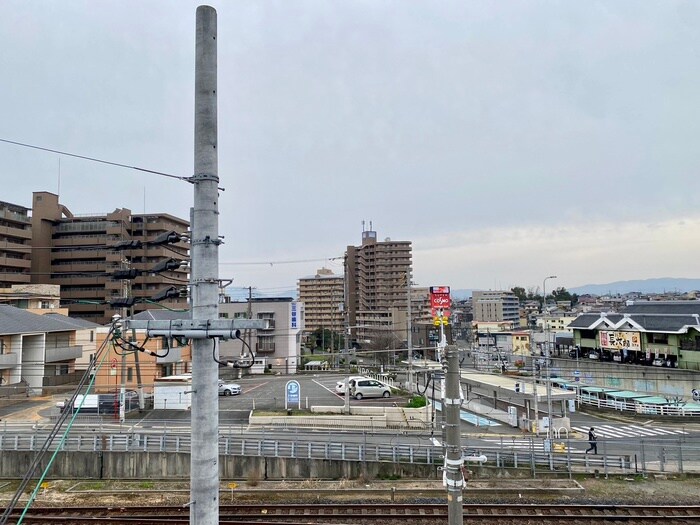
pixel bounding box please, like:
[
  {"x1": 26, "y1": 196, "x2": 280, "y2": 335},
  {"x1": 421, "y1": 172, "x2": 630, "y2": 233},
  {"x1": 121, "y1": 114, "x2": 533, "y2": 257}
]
[
  {"x1": 0, "y1": 200, "x2": 32, "y2": 287},
  {"x1": 218, "y1": 297, "x2": 303, "y2": 374},
  {"x1": 472, "y1": 290, "x2": 521, "y2": 328},
  {"x1": 0, "y1": 304, "x2": 98, "y2": 392},
  {"x1": 297, "y1": 268, "x2": 344, "y2": 334},
  {"x1": 31, "y1": 192, "x2": 189, "y2": 324},
  {"x1": 345, "y1": 225, "x2": 412, "y2": 343}
]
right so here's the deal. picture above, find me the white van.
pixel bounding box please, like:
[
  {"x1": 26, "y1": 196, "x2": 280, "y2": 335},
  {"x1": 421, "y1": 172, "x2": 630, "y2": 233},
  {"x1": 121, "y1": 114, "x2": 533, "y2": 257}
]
[{"x1": 351, "y1": 378, "x2": 391, "y2": 400}]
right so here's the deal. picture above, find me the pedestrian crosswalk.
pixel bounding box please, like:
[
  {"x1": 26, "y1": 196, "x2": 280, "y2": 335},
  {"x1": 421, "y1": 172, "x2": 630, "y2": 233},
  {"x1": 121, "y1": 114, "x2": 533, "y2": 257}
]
[
  {"x1": 570, "y1": 424, "x2": 688, "y2": 439},
  {"x1": 480, "y1": 438, "x2": 565, "y2": 452}
]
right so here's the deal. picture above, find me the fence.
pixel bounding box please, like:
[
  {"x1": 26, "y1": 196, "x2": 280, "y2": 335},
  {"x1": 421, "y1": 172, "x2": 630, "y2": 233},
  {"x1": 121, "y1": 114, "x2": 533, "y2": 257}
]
[{"x1": 2, "y1": 427, "x2": 697, "y2": 477}]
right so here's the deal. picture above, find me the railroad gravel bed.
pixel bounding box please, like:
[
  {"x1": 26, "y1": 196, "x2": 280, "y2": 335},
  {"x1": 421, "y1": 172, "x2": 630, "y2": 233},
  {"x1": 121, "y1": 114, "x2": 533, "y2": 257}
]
[{"x1": 1, "y1": 475, "x2": 699, "y2": 507}]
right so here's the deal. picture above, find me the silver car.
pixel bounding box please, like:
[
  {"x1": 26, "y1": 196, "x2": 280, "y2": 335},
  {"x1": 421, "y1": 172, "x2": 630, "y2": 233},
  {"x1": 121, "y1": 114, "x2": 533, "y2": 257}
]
[
  {"x1": 218, "y1": 380, "x2": 242, "y2": 396},
  {"x1": 351, "y1": 379, "x2": 391, "y2": 400}
]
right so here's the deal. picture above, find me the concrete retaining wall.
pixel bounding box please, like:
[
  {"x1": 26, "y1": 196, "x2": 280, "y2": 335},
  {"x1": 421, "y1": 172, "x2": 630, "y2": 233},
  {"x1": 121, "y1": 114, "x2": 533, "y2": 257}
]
[{"x1": 0, "y1": 451, "x2": 439, "y2": 481}]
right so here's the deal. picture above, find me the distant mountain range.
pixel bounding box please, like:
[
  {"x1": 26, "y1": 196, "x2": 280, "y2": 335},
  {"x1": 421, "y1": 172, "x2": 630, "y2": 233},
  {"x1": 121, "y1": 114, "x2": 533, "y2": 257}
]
[
  {"x1": 226, "y1": 278, "x2": 700, "y2": 302},
  {"x1": 451, "y1": 278, "x2": 700, "y2": 300},
  {"x1": 569, "y1": 278, "x2": 700, "y2": 296}
]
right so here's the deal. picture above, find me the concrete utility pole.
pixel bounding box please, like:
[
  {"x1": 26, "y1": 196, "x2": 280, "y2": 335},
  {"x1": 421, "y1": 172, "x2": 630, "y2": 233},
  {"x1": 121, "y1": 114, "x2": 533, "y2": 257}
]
[
  {"x1": 442, "y1": 338, "x2": 464, "y2": 525},
  {"x1": 543, "y1": 275, "x2": 556, "y2": 442},
  {"x1": 406, "y1": 269, "x2": 413, "y2": 393},
  {"x1": 191, "y1": 6, "x2": 219, "y2": 525},
  {"x1": 343, "y1": 255, "x2": 351, "y2": 414}
]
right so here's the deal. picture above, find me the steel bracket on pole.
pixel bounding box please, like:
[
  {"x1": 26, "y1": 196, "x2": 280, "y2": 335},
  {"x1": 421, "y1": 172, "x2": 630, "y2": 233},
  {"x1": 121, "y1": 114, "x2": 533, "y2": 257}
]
[{"x1": 124, "y1": 318, "x2": 267, "y2": 339}]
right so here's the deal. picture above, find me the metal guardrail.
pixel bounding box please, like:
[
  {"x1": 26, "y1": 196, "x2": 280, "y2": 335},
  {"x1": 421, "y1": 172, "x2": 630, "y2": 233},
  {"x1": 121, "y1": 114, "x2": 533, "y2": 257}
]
[{"x1": 2, "y1": 430, "x2": 696, "y2": 475}]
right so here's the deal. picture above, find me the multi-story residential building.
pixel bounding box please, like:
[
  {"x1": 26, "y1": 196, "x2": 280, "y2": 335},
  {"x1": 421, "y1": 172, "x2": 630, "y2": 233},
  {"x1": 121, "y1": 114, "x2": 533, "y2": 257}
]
[
  {"x1": 30, "y1": 191, "x2": 189, "y2": 324},
  {"x1": 472, "y1": 290, "x2": 521, "y2": 327},
  {"x1": 218, "y1": 297, "x2": 303, "y2": 374},
  {"x1": 297, "y1": 268, "x2": 344, "y2": 334},
  {"x1": 536, "y1": 313, "x2": 578, "y2": 334},
  {"x1": 0, "y1": 200, "x2": 32, "y2": 287},
  {"x1": 345, "y1": 225, "x2": 412, "y2": 344},
  {"x1": 0, "y1": 304, "x2": 98, "y2": 391},
  {"x1": 0, "y1": 283, "x2": 64, "y2": 314}
]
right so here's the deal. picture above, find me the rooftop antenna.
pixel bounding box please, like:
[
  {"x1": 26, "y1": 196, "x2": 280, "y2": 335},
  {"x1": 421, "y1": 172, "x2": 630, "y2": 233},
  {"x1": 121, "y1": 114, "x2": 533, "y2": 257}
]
[
  {"x1": 57, "y1": 158, "x2": 61, "y2": 196},
  {"x1": 362, "y1": 219, "x2": 365, "y2": 232}
]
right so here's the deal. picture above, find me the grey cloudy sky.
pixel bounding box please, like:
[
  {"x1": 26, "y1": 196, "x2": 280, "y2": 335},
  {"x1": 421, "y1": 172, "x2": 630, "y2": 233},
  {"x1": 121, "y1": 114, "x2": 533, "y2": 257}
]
[{"x1": 1, "y1": 1, "x2": 699, "y2": 296}]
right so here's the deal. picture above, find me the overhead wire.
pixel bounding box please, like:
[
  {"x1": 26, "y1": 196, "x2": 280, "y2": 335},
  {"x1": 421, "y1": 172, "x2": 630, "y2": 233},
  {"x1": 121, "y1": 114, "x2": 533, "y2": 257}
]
[
  {"x1": 0, "y1": 322, "x2": 116, "y2": 525},
  {"x1": 0, "y1": 137, "x2": 191, "y2": 183}
]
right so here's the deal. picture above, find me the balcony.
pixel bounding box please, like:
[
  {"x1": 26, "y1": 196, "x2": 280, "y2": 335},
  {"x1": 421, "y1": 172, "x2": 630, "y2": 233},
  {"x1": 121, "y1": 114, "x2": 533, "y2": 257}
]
[
  {"x1": 255, "y1": 343, "x2": 276, "y2": 353},
  {"x1": 0, "y1": 352, "x2": 19, "y2": 368},
  {"x1": 258, "y1": 319, "x2": 276, "y2": 330},
  {"x1": 45, "y1": 345, "x2": 84, "y2": 363}
]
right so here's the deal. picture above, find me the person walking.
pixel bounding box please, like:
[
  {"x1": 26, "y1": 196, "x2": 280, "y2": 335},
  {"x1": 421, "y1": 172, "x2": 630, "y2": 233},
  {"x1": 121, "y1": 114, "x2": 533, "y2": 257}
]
[{"x1": 585, "y1": 427, "x2": 598, "y2": 454}]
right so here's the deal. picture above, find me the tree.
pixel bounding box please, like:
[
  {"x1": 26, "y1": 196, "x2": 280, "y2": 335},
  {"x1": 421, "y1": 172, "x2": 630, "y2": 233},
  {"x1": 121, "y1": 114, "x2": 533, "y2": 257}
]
[
  {"x1": 511, "y1": 286, "x2": 527, "y2": 303},
  {"x1": 308, "y1": 328, "x2": 344, "y2": 352},
  {"x1": 551, "y1": 287, "x2": 578, "y2": 305}
]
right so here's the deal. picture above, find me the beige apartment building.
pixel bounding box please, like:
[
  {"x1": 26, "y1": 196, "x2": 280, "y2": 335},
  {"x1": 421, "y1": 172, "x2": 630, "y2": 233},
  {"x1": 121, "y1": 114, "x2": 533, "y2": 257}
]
[
  {"x1": 219, "y1": 297, "x2": 304, "y2": 374},
  {"x1": 297, "y1": 268, "x2": 345, "y2": 334},
  {"x1": 345, "y1": 225, "x2": 412, "y2": 344},
  {"x1": 472, "y1": 290, "x2": 521, "y2": 328},
  {"x1": 31, "y1": 192, "x2": 189, "y2": 324},
  {"x1": 0, "y1": 200, "x2": 32, "y2": 287}
]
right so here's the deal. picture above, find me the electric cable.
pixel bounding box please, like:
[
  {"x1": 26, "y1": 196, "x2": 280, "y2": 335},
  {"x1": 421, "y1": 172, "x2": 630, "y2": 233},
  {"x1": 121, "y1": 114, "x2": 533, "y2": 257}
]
[
  {"x1": 212, "y1": 333, "x2": 255, "y2": 369},
  {"x1": 0, "y1": 321, "x2": 116, "y2": 525},
  {"x1": 0, "y1": 137, "x2": 191, "y2": 183}
]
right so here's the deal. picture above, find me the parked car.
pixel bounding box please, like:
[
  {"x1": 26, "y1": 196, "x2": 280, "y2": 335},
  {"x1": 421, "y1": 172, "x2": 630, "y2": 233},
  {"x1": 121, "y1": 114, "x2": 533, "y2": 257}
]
[
  {"x1": 218, "y1": 380, "x2": 242, "y2": 396},
  {"x1": 351, "y1": 379, "x2": 391, "y2": 400},
  {"x1": 652, "y1": 358, "x2": 665, "y2": 367},
  {"x1": 335, "y1": 376, "x2": 367, "y2": 395}
]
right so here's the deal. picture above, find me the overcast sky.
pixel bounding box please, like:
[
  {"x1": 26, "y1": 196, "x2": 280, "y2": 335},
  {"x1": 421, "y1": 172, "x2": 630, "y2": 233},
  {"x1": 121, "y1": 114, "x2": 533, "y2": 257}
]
[{"x1": 1, "y1": 1, "x2": 698, "y2": 297}]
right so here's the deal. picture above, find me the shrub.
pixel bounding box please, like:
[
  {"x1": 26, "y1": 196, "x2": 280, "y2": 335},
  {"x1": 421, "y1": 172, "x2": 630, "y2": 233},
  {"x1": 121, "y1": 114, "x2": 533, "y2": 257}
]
[{"x1": 407, "y1": 395, "x2": 427, "y2": 408}]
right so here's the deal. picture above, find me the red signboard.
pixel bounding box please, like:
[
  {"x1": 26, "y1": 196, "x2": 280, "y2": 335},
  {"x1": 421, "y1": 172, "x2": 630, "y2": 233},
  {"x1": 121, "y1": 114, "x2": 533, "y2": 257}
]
[{"x1": 430, "y1": 286, "x2": 451, "y2": 318}]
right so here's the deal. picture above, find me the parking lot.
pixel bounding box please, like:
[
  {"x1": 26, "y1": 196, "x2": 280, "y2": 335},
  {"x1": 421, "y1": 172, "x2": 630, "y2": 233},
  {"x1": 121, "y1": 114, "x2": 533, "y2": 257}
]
[{"x1": 218, "y1": 373, "x2": 407, "y2": 412}]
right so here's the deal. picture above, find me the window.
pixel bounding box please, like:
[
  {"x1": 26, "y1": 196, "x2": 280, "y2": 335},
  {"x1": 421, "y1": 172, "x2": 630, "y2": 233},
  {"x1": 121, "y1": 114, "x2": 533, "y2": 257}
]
[{"x1": 127, "y1": 368, "x2": 133, "y2": 381}]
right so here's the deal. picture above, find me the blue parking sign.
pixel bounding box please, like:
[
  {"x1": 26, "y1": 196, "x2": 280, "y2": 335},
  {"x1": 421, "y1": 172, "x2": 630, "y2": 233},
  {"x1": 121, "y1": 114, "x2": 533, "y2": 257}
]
[{"x1": 286, "y1": 380, "x2": 300, "y2": 409}]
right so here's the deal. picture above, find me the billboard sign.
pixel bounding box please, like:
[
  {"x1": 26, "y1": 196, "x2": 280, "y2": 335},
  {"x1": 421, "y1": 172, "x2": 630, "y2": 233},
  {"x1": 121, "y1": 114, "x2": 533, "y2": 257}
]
[
  {"x1": 430, "y1": 286, "x2": 451, "y2": 318},
  {"x1": 599, "y1": 331, "x2": 641, "y2": 351}
]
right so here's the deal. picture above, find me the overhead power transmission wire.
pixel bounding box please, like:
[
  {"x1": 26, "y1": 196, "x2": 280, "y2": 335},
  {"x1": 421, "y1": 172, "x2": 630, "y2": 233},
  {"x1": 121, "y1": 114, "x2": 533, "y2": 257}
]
[
  {"x1": 220, "y1": 256, "x2": 343, "y2": 266},
  {"x1": 0, "y1": 137, "x2": 191, "y2": 183}
]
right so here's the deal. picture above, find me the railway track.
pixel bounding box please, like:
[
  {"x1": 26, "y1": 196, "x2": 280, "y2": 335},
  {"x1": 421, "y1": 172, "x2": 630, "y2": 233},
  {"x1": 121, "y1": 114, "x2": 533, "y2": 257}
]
[{"x1": 2, "y1": 503, "x2": 700, "y2": 524}]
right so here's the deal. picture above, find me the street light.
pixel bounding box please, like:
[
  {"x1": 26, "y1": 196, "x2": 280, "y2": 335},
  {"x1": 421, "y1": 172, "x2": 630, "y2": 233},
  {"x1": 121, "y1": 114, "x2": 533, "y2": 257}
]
[{"x1": 542, "y1": 275, "x2": 557, "y2": 442}]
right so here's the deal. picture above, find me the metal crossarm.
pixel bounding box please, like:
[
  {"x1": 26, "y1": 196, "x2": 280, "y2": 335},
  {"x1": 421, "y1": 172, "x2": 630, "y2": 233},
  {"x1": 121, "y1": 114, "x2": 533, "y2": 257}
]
[{"x1": 124, "y1": 318, "x2": 268, "y2": 338}]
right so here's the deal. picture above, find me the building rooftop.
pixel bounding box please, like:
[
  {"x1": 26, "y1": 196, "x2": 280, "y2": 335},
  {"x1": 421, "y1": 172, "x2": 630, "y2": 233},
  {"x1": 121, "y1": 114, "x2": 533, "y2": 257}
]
[{"x1": 0, "y1": 305, "x2": 100, "y2": 335}]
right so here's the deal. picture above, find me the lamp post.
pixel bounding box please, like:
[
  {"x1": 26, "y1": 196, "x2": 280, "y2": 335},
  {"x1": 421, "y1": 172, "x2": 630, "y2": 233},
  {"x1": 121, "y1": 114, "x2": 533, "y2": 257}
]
[{"x1": 542, "y1": 275, "x2": 557, "y2": 441}]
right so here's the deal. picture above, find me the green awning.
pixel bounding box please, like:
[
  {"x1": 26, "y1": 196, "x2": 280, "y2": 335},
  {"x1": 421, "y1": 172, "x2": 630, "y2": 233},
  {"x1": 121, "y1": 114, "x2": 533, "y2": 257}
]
[
  {"x1": 634, "y1": 396, "x2": 671, "y2": 405},
  {"x1": 607, "y1": 390, "x2": 648, "y2": 399}
]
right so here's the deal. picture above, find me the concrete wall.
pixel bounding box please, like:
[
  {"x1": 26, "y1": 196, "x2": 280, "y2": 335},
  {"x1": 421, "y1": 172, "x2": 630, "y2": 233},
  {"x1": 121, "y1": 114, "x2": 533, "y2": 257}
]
[
  {"x1": 544, "y1": 357, "x2": 700, "y2": 398},
  {"x1": 0, "y1": 451, "x2": 438, "y2": 480}
]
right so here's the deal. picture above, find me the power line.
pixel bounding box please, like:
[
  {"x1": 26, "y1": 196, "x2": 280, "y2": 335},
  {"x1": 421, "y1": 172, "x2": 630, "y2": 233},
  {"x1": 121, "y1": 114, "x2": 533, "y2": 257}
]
[
  {"x1": 0, "y1": 137, "x2": 191, "y2": 183},
  {"x1": 220, "y1": 256, "x2": 343, "y2": 266}
]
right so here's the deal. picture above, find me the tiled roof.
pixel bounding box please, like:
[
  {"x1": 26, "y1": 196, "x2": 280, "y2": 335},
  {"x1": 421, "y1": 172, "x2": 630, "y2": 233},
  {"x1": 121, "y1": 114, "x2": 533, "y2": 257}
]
[
  {"x1": 569, "y1": 303, "x2": 700, "y2": 333},
  {"x1": 129, "y1": 309, "x2": 191, "y2": 321},
  {"x1": 0, "y1": 305, "x2": 100, "y2": 335}
]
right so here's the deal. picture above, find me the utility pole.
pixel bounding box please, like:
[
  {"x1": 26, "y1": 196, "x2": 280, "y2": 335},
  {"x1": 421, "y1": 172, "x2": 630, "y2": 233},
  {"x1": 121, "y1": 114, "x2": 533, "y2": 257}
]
[
  {"x1": 406, "y1": 269, "x2": 413, "y2": 394},
  {"x1": 191, "y1": 6, "x2": 219, "y2": 525},
  {"x1": 438, "y1": 312, "x2": 463, "y2": 525},
  {"x1": 543, "y1": 275, "x2": 557, "y2": 445},
  {"x1": 343, "y1": 254, "x2": 351, "y2": 414}
]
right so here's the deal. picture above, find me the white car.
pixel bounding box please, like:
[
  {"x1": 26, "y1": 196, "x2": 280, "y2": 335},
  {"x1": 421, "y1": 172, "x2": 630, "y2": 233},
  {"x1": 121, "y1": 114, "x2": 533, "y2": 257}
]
[
  {"x1": 351, "y1": 378, "x2": 391, "y2": 400},
  {"x1": 335, "y1": 376, "x2": 367, "y2": 395},
  {"x1": 218, "y1": 380, "x2": 242, "y2": 396}
]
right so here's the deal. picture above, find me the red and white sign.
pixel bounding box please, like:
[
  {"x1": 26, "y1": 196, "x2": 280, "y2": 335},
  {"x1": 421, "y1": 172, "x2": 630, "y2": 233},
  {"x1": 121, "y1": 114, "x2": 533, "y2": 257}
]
[{"x1": 430, "y1": 286, "x2": 451, "y2": 318}]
